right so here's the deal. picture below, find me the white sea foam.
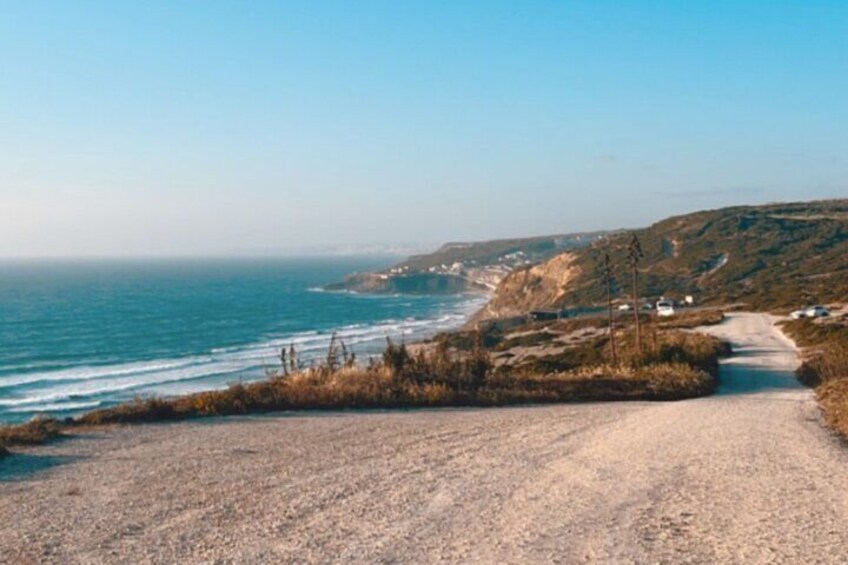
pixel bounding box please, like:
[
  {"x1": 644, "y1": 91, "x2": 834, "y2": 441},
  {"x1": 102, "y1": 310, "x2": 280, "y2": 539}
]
[
  {"x1": 6, "y1": 400, "x2": 104, "y2": 413},
  {"x1": 0, "y1": 296, "x2": 487, "y2": 417}
]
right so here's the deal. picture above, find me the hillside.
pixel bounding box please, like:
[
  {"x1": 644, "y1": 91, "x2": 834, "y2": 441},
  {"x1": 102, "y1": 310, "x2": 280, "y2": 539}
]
[
  {"x1": 398, "y1": 233, "x2": 605, "y2": 272},
  {"x1": 325, "y1": 231, "x2": 607, "y2": 294},
  {"x1": 476, "y1": 200, "x2": 848, "y2": 319}
]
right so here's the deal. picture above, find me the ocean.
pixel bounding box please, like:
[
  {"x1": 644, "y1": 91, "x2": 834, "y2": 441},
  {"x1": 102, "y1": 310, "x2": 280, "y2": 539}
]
[{"x1": 0, "y1": 257, "x2": 486, "y2": 424}]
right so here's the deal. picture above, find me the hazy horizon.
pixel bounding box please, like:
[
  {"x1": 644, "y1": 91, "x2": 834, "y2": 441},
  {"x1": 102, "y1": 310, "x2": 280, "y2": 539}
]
[
  {"x1": 2, "y1": 1, "x2": 846, "y2": 258},
  {"x1": 0, "y1": 196, "x2": 842, "y2": 260}
]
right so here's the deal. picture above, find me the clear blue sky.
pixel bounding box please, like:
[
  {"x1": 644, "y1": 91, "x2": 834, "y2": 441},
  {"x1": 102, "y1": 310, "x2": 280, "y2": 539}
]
[{"x1": 1, "y1": 1, "x2": 846, "y2": 257}]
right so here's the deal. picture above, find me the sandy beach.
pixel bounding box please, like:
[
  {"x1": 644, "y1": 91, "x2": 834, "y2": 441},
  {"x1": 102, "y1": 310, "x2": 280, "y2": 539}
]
[{"x1": 3, "y1": 313, "x2": 848, "y2": 564}]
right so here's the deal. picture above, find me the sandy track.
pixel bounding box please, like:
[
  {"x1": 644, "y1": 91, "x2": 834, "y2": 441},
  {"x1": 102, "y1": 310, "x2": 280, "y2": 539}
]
[{"x1": 2, "y1": 313, "x2": 848, "y2": 564}]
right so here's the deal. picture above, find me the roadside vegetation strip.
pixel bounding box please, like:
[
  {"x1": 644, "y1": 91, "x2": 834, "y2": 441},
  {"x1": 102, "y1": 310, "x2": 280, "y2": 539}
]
[
  {"x1": 656, "y1": 309, "x2": 725, "y2": 330},
  {"x1": 0, "y1": 328, "x2": 728, "y2": 455},
  {"x1": 782, "y1": 318, "x2": 848, "y2": 438}
]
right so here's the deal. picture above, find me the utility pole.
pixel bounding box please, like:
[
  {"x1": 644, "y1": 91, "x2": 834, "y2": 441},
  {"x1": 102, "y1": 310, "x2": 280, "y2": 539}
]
[
  {"x1": 628, "y1": 233, "x2": 644, "y2": 357},
  {"x1": 603, "y1": 251, "x2": 618, "y2": 366}
]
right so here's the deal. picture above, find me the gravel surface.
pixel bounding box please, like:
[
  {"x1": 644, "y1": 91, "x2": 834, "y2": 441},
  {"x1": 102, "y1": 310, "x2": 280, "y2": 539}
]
[{"x1": 2, "y1": 313, "x2": 848, "y2": 564}]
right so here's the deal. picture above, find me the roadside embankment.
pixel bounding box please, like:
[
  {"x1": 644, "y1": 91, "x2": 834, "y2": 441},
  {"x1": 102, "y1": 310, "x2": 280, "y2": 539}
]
[{"x1": 782, "y1": 317, "x2": 848, "y2": 438}]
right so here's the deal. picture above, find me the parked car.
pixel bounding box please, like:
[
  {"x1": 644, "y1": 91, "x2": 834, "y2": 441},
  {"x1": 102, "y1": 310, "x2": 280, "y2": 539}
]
[
  {"x1": 807, "y1": 305, "x2": 830, "y2": 318},
  {"x1": 617, "y1": 304, "x2": 632, "y2": 312},
  {"x1": 790, "y1": 305, "x2": 830, "y2": 319},
  {"x1": 656, "y1": 300, "x2": 676, "y2": 317}
]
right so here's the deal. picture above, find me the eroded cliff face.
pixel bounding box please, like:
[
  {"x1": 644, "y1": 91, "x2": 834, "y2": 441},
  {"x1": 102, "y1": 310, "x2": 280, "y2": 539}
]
[{"x1": 472, "y1": 253, "x2": 582, "y2": 320}]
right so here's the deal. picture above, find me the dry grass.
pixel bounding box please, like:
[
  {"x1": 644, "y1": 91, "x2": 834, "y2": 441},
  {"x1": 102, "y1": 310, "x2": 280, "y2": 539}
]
[
  {"x1": 817, "y1": 379, "x2": 848, "y2": 439},
  {"x1": 781, "y1": 319, "x2": 848, "y2": 348},
  {"x1": 70, "y1": 330, "x2": 724, "y2": 425},
  {"x1": 0, "y1": 329, "x2": 727, "y2": 453},
  {"x1": 499, "y1": 362, "x2": 715, "y2": 401},
  {"x1": 657, "y1": 309, "x2": 725, "y2": 330},
  {"x1": 783, "y1": 319, "x2": 848, "y2": 438},
  {"x1": 0, "y1": 416, "x2": 63, "y2": 450}
]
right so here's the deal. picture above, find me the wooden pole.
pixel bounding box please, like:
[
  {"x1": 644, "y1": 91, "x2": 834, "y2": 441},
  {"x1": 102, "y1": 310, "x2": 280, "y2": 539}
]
[
  {"x1": 628, "y1": 233, "x2": 644, "y2": 359},
  {"x1": 604, "y1": 252, "x2": 618, "y2": 366}
]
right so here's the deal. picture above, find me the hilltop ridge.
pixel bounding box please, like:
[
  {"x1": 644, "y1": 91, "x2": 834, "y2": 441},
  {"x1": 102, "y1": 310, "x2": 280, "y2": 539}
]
[{"x1": 476, "y1": 199, "x2": 848, "y2": 320}]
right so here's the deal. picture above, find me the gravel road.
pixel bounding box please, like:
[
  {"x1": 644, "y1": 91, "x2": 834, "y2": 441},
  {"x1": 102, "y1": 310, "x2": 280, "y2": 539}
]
[{"x1": 2, "y1": 313, "x2": 848, "y2": 564}]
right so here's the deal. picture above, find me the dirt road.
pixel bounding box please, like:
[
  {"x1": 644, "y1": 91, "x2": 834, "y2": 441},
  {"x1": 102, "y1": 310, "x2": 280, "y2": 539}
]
[{"x1": 2, "y1": 313, "x2": 848, "y2": 563}]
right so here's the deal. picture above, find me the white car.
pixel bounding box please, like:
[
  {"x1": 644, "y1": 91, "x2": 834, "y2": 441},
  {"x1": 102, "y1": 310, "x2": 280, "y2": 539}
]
[
  {"x1": 617, "y1": 304, "x2": 632, "y2": 312},
  {"x1": 807, "y1": 305, "x2": 830, "y2": 318},
  {"x1": 656, "y1": 300, "x2": 676, "y2": 317},
  {"x1": 791, "y1": 305, "x2": 829, "y2": 319},
  {"x1": 789, "y1": 305, "x2": 830, "y2": 320}
]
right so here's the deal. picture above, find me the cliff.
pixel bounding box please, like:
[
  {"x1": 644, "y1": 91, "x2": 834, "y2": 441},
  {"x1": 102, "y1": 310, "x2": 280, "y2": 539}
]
[
  {"x1": 324, "y1": 272, "x2": 489, "y2": 295},
  {"x1": 471, "y1": 253, "x2": 582, "y2": 320}
]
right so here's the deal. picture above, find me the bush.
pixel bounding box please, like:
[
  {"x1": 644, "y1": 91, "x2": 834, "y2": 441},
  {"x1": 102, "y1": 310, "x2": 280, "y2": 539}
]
[
  {"x1": 79, "y1": 396, "x2": 179, "y2": 425},
  {"x1": 658, "y1": 310, "x2": 725, "y2": 330},
  {"x1": 634, "y1": 363, "x2": 716, "y2": 398},
  {"x1": 615, "y1": 329, "x2": 728, "y2": 374},
  {"x1": 0, "y1": 416, "x2": 63, "y2": 448}
]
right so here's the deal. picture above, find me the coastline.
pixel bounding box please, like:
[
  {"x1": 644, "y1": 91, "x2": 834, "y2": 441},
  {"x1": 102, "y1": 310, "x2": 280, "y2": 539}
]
[{"x1": 0, "y1": 259, "x2": 490, "y2": 425}]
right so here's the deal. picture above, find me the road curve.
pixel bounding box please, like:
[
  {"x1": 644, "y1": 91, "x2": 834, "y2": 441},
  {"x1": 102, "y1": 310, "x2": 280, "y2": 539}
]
[{"x1": 2, "y1": 313, "x2": 848, "y2": 564}]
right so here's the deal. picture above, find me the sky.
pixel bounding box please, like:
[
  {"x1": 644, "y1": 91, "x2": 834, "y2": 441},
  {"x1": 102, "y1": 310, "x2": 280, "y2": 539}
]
[{"x1": 1, "y1": 1, "x2": 846, "y2": 257}]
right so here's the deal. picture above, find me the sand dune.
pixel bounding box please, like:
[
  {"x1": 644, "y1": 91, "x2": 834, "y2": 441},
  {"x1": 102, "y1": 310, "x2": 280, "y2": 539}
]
[{"x1": 2, "y1": 313, "x2": 848, "y2": 564}]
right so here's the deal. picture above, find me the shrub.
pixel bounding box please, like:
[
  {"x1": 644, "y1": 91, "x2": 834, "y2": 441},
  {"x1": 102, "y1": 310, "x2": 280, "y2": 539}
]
[
  {"x1": 634, "y1": 363, "x2": 715, "y2": 398},
  {"x1": 79, "y1": 396, "x2": 180, "y2": 425},
  {"x1": 616, "y1": 329, "x2": 728, "y2": 374},
  {"x1": 658, "y1": 310, "x2": 725, "y2": 329},
  {"x1": 0, "y1": 416, "x2": 63, "y2": 448}
]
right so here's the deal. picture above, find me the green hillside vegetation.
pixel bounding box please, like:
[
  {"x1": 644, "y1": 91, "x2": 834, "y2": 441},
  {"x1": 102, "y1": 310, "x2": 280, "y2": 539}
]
[{"x1": 482, "y1": 200, "x2": 848, "y2": 318}]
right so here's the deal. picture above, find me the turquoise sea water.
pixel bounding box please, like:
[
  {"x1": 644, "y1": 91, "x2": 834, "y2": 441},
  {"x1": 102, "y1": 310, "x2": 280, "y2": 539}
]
[{"x1": 0, "y1": 258, "x2": 484, "y2": 424}]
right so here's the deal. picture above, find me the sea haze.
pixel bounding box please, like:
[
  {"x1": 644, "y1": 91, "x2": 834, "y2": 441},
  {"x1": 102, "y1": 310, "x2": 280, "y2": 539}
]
[{"x1": 0, "y1": 257, "x2": 486, "y2": 424}]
